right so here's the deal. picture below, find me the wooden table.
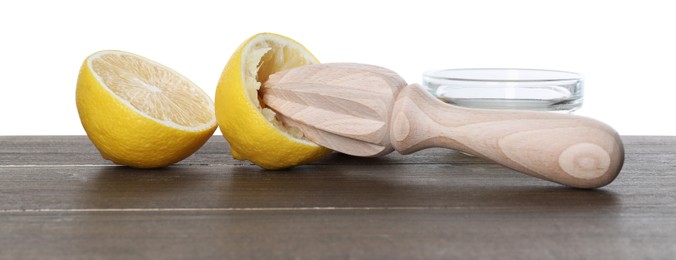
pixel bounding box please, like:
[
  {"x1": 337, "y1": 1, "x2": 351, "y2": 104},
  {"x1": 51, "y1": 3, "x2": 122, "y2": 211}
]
[{"x1": 1, "y1": 136, "x2": 674, "y2": 259}]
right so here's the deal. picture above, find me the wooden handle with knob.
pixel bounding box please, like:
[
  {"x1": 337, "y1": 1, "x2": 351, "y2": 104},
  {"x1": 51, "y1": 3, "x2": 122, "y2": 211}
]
[
  {"x1": 390, "y1": 84, "x2": 624, "y2": 188},
  {"x1": 263, "y1": 63, "x2": 625, "y2": 188}
]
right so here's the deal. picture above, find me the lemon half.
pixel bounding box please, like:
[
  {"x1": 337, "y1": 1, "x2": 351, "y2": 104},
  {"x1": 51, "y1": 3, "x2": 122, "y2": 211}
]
[
  {"x1": 76, "y1": 50, "x2": 217, "y2": 168},
  {"x1": 215, "y1": 33, "x2": 332, "y2": 169}
]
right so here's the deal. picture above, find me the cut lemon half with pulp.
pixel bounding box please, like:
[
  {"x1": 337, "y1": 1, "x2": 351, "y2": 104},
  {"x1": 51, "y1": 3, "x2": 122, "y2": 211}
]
[
  {"x1": 76, "y1": 50, "x2": 217, "y2": 168},
  {"x1": 215, "y1": 33, "x2": 332, "y2": 169}
]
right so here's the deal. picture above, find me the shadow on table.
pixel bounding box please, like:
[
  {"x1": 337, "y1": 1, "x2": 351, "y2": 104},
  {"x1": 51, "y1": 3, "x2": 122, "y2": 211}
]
[
  {"x1": 77, "y1": 155, "x2": 620, "y2": 212},
  {"x1": 220, "y1": 162, "x2": 621, "y2": 212},
  {"x1": 313, "y1": 149, "x2": 486, "y2": 165}
]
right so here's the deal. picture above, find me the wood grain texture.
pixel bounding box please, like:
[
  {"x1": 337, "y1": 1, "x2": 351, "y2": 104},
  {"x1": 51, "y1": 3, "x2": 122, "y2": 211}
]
[
  {"x1": 263, "y1": 63, "x2": 624, "y2": 188},
  {"x1": 391, "y1": 83, "x2": 624, "y2": 188},
  {"x1": 0, "y1": 136, "x2": 675, "y2": 259},
  {"x1": 263, "y1": 63, "x2": 404, "y2": 157}
]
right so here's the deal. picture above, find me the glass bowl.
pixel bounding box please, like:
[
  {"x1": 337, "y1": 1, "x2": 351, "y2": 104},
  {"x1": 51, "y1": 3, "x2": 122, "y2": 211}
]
[{"x1": 422, "y1": 68, "x2": 583, "y2": 112}]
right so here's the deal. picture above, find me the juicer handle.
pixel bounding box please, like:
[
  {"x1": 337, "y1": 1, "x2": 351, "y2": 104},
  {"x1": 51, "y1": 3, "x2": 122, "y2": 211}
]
[{"x1": 390, "y1": 84, "x2": 624, "y2": 188}]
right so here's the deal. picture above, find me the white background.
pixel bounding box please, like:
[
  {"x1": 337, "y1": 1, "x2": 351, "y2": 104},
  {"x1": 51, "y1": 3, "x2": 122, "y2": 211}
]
[{"x1": 1, "y1": 0, "x2": 674, "y2": 135}]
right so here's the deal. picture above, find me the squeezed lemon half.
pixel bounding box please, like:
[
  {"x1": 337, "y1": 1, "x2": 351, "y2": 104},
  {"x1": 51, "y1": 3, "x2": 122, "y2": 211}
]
[
  {"x1": 215, "y1": 33, "x2": 332, "y2": 169},
  {"x1": 76, "y1": 50, "x2": 217, "y2": 168}
]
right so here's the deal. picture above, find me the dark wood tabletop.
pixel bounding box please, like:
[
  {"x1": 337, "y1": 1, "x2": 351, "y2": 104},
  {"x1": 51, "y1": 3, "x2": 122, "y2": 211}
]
[{"x1": 1, "y1": 136, "x2": 674, "y2": 259}]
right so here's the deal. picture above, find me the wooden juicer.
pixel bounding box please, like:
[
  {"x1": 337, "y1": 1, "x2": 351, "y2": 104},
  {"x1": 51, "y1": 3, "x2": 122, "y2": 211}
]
[{"x1": 262, "y1": 63, "x2": 624, "y2": 188}]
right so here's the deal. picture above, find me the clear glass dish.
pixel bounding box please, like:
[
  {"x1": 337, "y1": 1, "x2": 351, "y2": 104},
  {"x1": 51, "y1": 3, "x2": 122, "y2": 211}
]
[{"x1": 422, "y1": 68, "x2": 583, "y2": 112}]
